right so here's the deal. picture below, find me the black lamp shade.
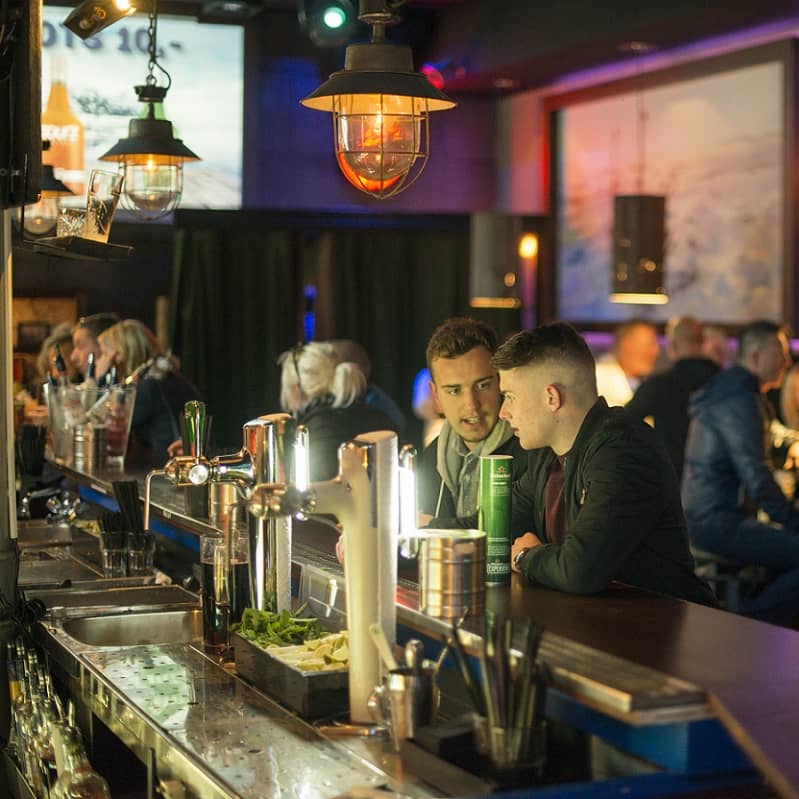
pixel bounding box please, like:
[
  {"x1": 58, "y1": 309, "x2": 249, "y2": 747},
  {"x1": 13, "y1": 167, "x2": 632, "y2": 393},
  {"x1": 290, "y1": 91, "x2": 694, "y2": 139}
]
[
  {"x1": 99, "y1": 117, "x2": 200, "y2": 164},
  {"x1": 611, "y1": 195, "x2": 668, "y2": 304}
]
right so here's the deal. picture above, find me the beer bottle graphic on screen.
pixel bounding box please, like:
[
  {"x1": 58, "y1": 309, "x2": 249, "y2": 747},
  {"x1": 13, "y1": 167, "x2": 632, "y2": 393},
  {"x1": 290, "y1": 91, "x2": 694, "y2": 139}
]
[{"x1": 42, "y1": 54, "x2": 85, "y2": 197}]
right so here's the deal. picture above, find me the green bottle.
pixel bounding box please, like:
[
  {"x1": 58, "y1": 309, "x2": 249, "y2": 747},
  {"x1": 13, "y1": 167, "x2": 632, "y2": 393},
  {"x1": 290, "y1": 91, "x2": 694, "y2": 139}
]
[{"x1": 479, "y1": 455, "x2": 513, "y2": 585}]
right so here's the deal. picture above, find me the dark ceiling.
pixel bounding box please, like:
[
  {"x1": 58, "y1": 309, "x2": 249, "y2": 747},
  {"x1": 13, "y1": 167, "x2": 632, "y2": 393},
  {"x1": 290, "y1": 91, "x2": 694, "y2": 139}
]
[
  {"x1": 419, "y1": 0, "x2": 799, "y2": 96},
  {"x1": 44, "y1": 0, "x2": 799, "y2": 96}
]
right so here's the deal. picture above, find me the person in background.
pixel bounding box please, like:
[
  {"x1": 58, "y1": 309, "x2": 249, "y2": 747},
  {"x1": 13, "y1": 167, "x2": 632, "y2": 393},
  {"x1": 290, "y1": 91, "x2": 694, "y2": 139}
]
[
  {"x1": 412, "y1": 367, "x2": 444, "y2": 449},
  {"x1": 330, "y1": 339, "x2": 407, "y2": 434},
  {"x1": 37, "y1": 322, "x2": 81, "y2": 385},
  {"x1": 626, "y1": 316, "x2": 719, "y2": 481},
  {"x1": 595, "y1": 320, "x2": 659, "y2": 407},
  {"x1": 70, "y1": 312, "x2": 120, "y2": 379},
  {"x1": 683, "y1": 320, "x2": 799, "y2": 625},
  {"x1": 494, "y1": 322, "x2": 715, "y2": 605},
  {"x1": 97, "y1": 319, "x2": 203, "y2": 465},
  {"x1": 278, "y1": 341, "x2": 398, "y2": 481},
  {"x1": 780, "y1": 362, "x2": 799, "y2": 431},
  {"x1": 418, "y1": 317, "x2": 529, "y2": 523},
  {"x1": 701, "y1": 325, "x2": 733, "y2": 369}
]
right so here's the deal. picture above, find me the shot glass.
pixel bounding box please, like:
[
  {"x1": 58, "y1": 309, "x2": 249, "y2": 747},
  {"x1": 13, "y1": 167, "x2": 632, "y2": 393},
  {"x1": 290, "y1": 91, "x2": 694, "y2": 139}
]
[
  {"x1": 128, "y1": 532, "x2": 156, "y2": 576},
  {"x1": 84, "y1": 170, "x2": 123, "y2": 243},
  {"x1": 56, "y1": 207, "x2": 87, "y2": 238},
  {"x1": 100, "y1": 531, "x2": 128, "y2": 578}
]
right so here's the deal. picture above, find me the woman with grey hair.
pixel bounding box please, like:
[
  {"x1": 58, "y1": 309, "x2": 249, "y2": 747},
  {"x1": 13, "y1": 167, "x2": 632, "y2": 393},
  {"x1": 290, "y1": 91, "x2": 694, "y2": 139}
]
[{"x1": 278, "y1": 341, "x2": 398, "y2": 481}]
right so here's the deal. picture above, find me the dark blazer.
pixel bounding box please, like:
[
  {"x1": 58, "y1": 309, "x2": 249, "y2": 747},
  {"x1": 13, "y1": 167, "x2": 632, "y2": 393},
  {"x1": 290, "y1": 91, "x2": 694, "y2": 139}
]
[
  {"x1": 131, "y1": 371, "x2": 202, "y2": 464},
  {"x1": 626, "y1": 356, "x2": 719, "y2": 481},
  {"x1": 513, "y1": 398, "x2": 716, "y2": 606}
]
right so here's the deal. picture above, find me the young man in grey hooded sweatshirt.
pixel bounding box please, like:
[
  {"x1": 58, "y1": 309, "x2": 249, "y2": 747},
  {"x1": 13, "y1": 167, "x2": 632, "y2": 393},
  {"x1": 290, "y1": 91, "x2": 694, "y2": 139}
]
[{"x1": 417, "y1": 318, "x2": 531, "y2": 524}]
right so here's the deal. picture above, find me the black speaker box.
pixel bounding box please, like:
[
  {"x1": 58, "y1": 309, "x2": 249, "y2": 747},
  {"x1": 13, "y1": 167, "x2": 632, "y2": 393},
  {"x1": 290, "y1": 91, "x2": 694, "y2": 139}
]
[
  {"x1": 611, "y1": 195, "x2": 666, "y2": 296},
  {"x1": 0, "y1": 0, "x2": 42, "y2": 209}
]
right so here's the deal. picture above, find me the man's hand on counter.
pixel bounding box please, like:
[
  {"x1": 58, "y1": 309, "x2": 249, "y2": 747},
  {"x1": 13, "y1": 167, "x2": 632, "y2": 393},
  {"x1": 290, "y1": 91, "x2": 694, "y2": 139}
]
[{"x1": 511, "y1": 532, "x2": 543, "y2": 573}]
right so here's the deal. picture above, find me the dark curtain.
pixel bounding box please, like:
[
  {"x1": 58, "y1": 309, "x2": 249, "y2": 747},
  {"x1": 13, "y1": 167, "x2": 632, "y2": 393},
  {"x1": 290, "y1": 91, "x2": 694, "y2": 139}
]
[
  {"x1": 170, "y1": 226, "x2": 299, "y2": 449},
  {"x1": 327, "y1": 229, "x2": 520, "y2": 448}
]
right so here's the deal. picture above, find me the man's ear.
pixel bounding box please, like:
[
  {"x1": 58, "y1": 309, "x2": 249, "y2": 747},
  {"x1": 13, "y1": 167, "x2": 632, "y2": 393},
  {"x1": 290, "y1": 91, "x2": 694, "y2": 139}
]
[{"x1": 545, "y1": 383, "x2": 564, "y2": 411}]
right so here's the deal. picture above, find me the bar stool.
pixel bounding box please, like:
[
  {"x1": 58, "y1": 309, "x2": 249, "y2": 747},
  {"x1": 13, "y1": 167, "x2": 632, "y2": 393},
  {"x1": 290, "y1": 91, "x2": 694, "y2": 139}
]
[{"x1": 690, "y1": 546, "x2": 769, "y2": 613}]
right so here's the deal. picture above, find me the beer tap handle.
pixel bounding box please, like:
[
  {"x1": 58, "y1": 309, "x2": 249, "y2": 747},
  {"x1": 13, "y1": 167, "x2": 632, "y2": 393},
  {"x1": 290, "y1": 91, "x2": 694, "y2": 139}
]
[
  {"x1": 399, "y1": 444, "x2": 419, "y2": 559},
  {"x1": 294, "y1": 425, "x2": 310, "y2": 493},
  {"x1": 248, "y1": 483, "x2": 311, "y2": 519},
  {"x1": 184, "y1": 400, "x2": 207, "y2": 460}
]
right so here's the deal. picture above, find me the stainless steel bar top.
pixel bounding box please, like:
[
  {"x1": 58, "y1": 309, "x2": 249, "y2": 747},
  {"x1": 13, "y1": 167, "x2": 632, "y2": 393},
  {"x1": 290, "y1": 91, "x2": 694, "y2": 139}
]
[{"x1": 42, "y1": 628, "x2": 437, "y2": 799}]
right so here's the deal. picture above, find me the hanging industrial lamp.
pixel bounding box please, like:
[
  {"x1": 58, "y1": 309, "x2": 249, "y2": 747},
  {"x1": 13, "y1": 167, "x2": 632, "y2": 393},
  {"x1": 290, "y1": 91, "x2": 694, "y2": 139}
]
[
  {"x1": 20, "y1": 164, "x2": 72, "y2": 236},
  {"x1": 300, "y1": 0, "x2": 456, "y2": 199},
  {"x1": 99, "y1": 0, "x2": 199, "y2": 220},
  {"x1": 610, "y1": 43, "x2": 668, "y2": 305},
  {"x1": 16, "y1": 141, "x2": 74, "y2": 237}
]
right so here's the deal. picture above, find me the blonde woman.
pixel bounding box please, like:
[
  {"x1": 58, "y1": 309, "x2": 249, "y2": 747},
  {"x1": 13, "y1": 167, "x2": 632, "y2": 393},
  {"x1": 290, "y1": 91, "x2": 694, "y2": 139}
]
[
  {"x1": 278, "y1": 341, "x2": 398, "y2": 481},
  {"x1": 98, "y1": 319, "x2": 202, "y2": 465}
]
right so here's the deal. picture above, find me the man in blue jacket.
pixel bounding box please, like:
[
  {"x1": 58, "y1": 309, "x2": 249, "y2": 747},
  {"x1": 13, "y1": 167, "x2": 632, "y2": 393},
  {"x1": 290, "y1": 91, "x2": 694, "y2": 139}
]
[
  {"x1": 500, "y1": 322, "x2": 714, "y2": 605},
  {"x1": 683, "y1": 320, "x2": 799, "y2": 623}
]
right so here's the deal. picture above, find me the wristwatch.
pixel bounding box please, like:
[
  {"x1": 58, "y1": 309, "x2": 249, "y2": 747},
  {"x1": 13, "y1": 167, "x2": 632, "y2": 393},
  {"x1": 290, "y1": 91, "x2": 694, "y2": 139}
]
[{"x1": 513, "y1": 547, "x2": 532, "y2": 570}]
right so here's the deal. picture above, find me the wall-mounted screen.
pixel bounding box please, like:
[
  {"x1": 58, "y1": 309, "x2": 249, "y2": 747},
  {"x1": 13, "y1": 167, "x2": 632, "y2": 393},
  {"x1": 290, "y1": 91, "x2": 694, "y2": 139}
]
[{"x1": 41, "y1": 5, "x2": 243, "y2": 210}]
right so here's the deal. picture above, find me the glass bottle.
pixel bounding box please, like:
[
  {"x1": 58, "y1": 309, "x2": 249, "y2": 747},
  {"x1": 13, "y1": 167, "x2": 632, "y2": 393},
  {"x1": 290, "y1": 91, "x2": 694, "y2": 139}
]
[
  {"x1": 51, "y1": 725, "x2": 111, "y2": 799},
  {"x1": 42, "y1": 54, "x2": 86, "y2": 197}
]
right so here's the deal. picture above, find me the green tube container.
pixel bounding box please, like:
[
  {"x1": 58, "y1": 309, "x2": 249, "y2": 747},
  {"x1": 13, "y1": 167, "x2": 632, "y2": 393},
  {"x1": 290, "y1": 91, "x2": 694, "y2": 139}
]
[{"x1": 479, "y1": 454, "x2": 513, "y2": 585}]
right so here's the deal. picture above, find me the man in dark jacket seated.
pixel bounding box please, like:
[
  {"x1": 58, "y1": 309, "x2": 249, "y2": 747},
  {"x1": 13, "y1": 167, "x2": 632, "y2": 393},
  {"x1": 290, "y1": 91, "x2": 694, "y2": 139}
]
[
  {"x1": 417, "y1": 318, "x2": 530, "y2": 523},
  {"x1": 683, "y1": 320, "x2": 799, "y2": 624},
  {"x1": 626, "y1": 315, "x2": 719, "y2": 481},
  {"x1": 497, "y1": 322, "x2": 715, "y2": 605}
]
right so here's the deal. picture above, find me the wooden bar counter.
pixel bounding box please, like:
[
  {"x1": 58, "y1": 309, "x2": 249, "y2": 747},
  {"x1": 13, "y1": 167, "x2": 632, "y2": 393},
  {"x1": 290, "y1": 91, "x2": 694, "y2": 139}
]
[{"x1": 486, "y1": 576, "x2": 799, "y2": 799}]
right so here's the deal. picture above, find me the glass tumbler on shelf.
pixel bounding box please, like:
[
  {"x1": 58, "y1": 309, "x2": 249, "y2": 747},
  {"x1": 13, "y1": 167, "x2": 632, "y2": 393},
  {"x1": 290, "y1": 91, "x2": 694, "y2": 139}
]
[
  {"x1": 84, "y1": 170, "x2": 124, "y2": 243},
  {"x1": 56, "y1": 207, "x2": 87, "y2": 238}
]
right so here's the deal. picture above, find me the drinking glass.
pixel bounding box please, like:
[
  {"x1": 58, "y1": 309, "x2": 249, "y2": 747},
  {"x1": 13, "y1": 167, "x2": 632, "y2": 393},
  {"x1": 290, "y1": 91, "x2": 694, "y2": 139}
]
[
  {"x1": 84, "y1": 170, "x2": 123, "y2": 243},
  {"x1": 56, "y1": 207, "x2": 87, "y2": 238},
  {"x1": 200, "y1": 533, "x2": 250, "y2": 657},
  {"x1": 104, "y1": 384, "x2": 137, "y2": 470}
]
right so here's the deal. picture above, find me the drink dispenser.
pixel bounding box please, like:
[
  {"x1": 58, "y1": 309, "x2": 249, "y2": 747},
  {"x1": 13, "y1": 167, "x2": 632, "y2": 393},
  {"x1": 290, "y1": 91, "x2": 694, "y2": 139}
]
[
  {"x1": 248, "y1": 430, "x2": 400, "y2": 724},
  {"x1": 146, "y1": 406, "x2": 301, "y2": 614},
  {"x1": 240, "y1": 414, "x2": 297, "y2": 614}
]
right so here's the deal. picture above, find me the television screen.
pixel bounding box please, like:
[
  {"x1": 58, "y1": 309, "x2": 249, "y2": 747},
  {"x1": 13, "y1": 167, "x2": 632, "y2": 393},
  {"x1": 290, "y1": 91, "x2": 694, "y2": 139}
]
[{"x1": 41, "y1": 5, "x2": 243, "y2": 210}]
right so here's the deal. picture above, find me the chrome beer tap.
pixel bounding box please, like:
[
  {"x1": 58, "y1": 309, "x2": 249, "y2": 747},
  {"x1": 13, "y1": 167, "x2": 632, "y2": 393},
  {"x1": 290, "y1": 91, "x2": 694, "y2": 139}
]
[
  {"x1": 144, "y1": 400, "x2": 210, "y2": 530},
  {"x1": 248, "y1": 430, "x2": 400, "y2": 725},
  {"x1": 147, "y1": 410, "x2": 301, "y2": 614}
]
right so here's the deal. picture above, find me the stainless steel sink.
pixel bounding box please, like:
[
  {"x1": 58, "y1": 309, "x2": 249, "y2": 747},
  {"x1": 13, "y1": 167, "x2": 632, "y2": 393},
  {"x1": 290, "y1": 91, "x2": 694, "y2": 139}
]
[{"x1": 61, "y1": 608, "x2": 203, "y2": 647}]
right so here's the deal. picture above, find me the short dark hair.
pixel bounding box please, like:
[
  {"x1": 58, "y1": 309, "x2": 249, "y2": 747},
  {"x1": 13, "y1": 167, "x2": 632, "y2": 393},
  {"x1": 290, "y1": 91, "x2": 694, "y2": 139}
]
[
  {"x1": 73, "y1": 312, "x2": 120, "y2": 341},
  {"x1": 738, "y1": 320, "x2": 785, "y2": 362},
  {"x1": 426, "y1": 317, "x2": 498, "y2": 373},
  {"x1": 492, "y1": 322, "x2": 596, "y2": 377}
]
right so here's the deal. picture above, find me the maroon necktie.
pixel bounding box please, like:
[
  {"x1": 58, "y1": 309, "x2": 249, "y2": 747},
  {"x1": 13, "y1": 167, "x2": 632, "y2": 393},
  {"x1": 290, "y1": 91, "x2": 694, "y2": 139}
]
[{"x1": 544, "y1": 456, "x2": 567, "y2": 545}]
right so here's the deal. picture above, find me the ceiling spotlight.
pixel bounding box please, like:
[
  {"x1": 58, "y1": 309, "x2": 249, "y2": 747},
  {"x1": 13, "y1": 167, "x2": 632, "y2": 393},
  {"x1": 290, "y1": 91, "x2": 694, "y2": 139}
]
[
  {"x1": 200, "y1": 0, "x2": 264, "y2": 19},
  {"x1": 298, "y1": 0, "x2": 356, "y2": 48},
  {"x1": 63, "y1": 0, "x2": 136, "y2": 40}
]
